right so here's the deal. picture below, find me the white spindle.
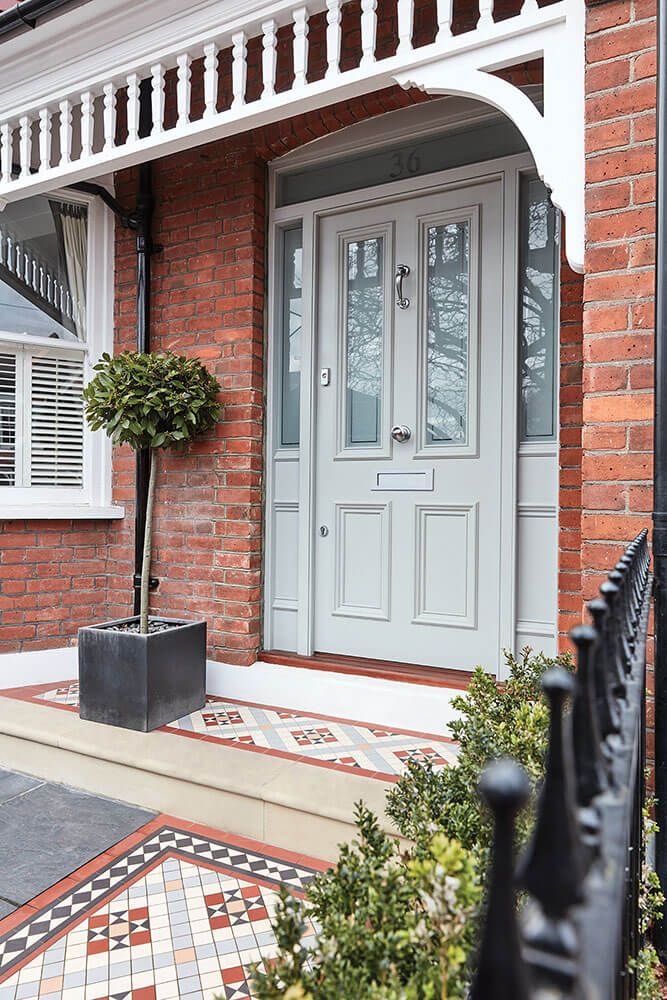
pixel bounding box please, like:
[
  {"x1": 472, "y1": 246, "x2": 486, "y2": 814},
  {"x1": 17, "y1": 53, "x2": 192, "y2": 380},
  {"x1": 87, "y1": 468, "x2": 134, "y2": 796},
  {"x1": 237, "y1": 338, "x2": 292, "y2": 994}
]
[
  {"x1": 102, "y1": 83, "x2": 115, "y2": 152},
  {"x1": 1, "y1": 123, "x2": 11, "y2": 185},
  {"x1": 81, "y1": 91, "x2": 93, "y2": 158},
  {"x1": 19, "y1": 116, "x2": 30, "y2": 176},
  {"x1": 326, "y1": 0, "x2": 342, "y2": 78},
  {"x1": 203, "y1": 41, "x2": 218, "y2": 119},
  {"x1": 360, "y1": 0, "x2": 377, "y2": 67},
  {"x1": 59, "y1": 100, "x2": 72, "y2": 165},
  {"x1": 397, "y1": 0, "x2": 414, "y2": 54},
  {"x1": 127, "y1": 73, "x2": 140, "y2": 142},
  {"x1": 293, "y1": 8, "x2": 309, "y2": 89},
  {"x1": 437, "y1": 0, "x2": 453, "y2": 37},
  {"x1": 39, "y1": 108, "x2": 51, "y2": 169},
  {"x1": 478, "y1": 0, "x2": 494, "y2": 27},
  {"x1": 231, "y1": 32, "x2": 247, "y2": 109},
  {"x1": 261, "y1": 20, "x2": 277, "y2": 98},
  {"x1": 176, "y1": 55, "x2": 191, "y2": 128},
  {"x1": 151, "y1": 63, "x2": 165, "y2": 134}
]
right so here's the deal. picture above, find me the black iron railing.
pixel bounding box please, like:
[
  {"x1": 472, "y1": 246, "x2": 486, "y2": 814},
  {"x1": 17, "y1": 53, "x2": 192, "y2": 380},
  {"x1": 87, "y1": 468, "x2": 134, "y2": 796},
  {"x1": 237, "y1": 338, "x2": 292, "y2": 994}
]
[{"x1": 470, "y1": 529, "x2": 652, "y2": 999}]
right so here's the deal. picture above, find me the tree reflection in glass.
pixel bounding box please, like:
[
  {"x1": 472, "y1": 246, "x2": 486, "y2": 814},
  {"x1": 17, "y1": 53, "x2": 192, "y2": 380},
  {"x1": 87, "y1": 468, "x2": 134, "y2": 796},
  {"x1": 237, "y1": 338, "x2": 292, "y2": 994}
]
[
  {"x1": 519, "y1": 178, "x2": 558, "y2": 440},
  {"x1": 345, "y1": 237, "x2": 384, "y2": 446},
  {"x1": 426, "y1": 221, "x2": 470, "y2": 443}
]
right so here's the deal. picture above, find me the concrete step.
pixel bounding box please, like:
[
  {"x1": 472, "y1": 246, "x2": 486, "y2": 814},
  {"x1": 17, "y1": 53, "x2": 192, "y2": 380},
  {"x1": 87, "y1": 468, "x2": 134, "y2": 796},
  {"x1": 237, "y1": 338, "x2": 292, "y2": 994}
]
[{"x1": 0, "y1": 696, "x2": 397, "y2": 860}]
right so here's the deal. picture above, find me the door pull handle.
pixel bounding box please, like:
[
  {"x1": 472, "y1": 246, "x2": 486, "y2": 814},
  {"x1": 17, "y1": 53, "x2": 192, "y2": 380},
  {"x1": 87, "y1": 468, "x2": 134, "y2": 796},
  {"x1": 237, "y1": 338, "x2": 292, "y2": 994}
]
[{"x1": 395, "y1": 264, "x2": 410, "y2": 310}]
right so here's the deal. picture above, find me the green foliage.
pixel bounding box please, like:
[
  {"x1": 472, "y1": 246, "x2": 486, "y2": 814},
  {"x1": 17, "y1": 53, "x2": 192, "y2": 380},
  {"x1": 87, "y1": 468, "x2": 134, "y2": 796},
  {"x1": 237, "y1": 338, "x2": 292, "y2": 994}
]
[
  {"x1": 250, "y1": 805, "x2": 481, "y2": 1000},
  {"x1": 386, "y1": 647, "x2": 571, "y2": 852},
  {"x1": 249, "y1": 648, "x2": 572, "y2": 1000},
  {"x1": 631, "y1": 790, "x2": 666, "y2": 1000},
  {"x1": 83, "y1": 350, "x2": 221, "y2": 453}
]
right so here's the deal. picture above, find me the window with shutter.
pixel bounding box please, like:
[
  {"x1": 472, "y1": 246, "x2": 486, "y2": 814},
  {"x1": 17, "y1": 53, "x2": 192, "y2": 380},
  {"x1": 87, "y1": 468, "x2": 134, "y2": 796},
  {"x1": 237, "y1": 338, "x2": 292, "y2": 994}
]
[
  {"x1": 0, "y1": 189, "x2": 116, "y2": 517},
  {"x1": 29, "y1": 355, "x2": 85, "y2": 487},
  {"x1": 0, "y1": 352, "x2": 16, "y2": 486}
]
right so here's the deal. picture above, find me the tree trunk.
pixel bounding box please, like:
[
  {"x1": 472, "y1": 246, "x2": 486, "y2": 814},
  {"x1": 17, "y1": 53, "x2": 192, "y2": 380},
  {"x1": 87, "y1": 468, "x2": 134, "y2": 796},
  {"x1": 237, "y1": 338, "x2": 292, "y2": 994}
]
[{"x1": 139, "y1": 448, "x2": 157, "y2": 634}]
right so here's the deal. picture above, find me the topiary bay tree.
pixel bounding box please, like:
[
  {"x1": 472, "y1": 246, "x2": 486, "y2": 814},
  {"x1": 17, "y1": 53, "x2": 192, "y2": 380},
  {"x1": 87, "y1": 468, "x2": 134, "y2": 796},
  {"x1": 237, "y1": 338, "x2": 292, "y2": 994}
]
[{"x1": 84, "y1": 350, "x2": 221, "y2": 633}]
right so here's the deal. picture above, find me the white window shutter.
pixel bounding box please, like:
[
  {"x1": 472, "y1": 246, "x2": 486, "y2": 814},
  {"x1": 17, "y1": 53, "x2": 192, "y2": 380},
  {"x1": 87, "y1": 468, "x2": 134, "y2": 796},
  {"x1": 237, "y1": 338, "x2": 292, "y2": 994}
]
[
  {"x1": 29, "y1": 354, "x2": 85, "y2": 487},
  {"x1": 0, "y1": 352, "x2": 16, "y2": 486}
]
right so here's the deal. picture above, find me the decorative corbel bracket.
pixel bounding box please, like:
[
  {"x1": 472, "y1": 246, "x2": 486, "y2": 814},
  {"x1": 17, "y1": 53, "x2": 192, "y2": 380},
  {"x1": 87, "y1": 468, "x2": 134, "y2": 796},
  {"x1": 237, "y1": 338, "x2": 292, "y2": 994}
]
[{"x1": 393, "y1": 0, "x2": 585, "y2": 273}]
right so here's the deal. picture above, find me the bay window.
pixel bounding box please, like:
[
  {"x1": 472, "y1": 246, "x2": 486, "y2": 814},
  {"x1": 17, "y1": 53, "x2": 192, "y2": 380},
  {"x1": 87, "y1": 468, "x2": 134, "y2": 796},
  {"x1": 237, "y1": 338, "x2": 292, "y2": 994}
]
[{"x1": 0, "y1": 189, "x2": 118, "y2": 518}]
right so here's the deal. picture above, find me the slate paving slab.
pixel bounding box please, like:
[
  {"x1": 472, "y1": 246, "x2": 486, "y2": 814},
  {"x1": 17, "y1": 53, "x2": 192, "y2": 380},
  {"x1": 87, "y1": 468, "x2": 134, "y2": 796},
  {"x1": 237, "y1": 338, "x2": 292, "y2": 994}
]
[
  {"x1": 0, "y1": 769, "x2": 42, "y2": 805},
  {"x1": 0, "y1": 901, "x2": 13, "y2": 920},
  {"x1": 0, "y1": 775, "x2": 154, "y2": 907}
]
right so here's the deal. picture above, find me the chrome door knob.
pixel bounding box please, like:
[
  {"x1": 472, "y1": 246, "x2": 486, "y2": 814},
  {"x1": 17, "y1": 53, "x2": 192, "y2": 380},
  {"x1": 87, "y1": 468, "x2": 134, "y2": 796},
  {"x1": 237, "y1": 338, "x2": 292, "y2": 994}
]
[{"x1": 391, "y1": 424, "x2": 411, "y2": 443}]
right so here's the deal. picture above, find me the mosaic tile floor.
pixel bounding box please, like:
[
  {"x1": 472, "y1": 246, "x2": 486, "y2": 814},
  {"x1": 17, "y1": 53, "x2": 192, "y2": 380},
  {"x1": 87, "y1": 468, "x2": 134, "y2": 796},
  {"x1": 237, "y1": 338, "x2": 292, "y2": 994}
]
[
  {"x1": 0, "y1": 816, "x2": 326, "y2": 1000},
  {"x1": 2, "y1": 683, "x2": 457, "y2": 781}
]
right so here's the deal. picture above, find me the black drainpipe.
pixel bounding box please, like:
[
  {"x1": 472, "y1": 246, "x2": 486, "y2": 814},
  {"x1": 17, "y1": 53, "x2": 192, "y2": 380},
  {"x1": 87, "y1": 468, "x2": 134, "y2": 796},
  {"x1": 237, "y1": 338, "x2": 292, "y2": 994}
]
[
  {"x1": 653, "y1": 0, "x2": 667, "y2": 960},
  {"x1": 0, "y1": 0, "x2": 91, "y2": 40},
  {"x1": 132, "y1": 81, "x2": 157, "y2": 616},
  {"x1": 70, "y1": 79, "x2": 158, "y2": 615}
]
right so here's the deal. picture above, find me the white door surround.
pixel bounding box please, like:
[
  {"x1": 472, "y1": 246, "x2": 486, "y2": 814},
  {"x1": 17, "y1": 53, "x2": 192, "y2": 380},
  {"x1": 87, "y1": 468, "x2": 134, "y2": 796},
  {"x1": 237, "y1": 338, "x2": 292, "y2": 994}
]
[{"x1": 265, "y1": 118, "x2": 559, "y2": 678}]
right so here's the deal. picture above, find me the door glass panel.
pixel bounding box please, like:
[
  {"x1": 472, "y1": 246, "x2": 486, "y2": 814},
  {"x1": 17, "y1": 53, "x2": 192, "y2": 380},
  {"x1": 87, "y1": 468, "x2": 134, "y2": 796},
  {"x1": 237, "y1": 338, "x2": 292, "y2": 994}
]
[
  {"x1": 425, "y1": 220, "x2": 470, "y2": 444},
  {"x1": 519, "y1": 176, "x2": 559, "y2": 440},
  {"x1": 345, "y1": 236, "x2": 385, "y2": 447},
  {"x1": 280, "y1": 226, "x2": 302, "y2": 447}
]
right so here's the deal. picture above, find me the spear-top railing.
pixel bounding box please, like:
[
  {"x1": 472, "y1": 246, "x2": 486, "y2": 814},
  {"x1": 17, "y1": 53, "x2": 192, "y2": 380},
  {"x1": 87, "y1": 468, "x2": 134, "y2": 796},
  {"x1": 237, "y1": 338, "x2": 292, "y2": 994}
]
[{"x1": 471, "y1": 529, "x2": 652, "y2": 999}]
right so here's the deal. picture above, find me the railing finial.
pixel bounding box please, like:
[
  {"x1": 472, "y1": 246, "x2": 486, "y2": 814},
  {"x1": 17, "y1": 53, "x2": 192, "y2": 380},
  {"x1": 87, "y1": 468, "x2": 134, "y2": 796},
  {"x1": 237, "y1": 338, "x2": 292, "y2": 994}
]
[
  {"x1": 570, "y1": 623, "x2": 606, "y2": 863},
  {"x1": 517, "y1": 667, "x2": 583, "y2": 991},
  {"x1": 470, "y1": 758, "x2": 531, "y2": 1000}
]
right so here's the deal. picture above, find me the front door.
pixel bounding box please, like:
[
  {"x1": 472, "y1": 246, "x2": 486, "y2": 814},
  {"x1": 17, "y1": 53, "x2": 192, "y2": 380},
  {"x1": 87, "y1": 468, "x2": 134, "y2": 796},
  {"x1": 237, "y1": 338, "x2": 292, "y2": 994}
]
[{"x1": 313, "y1": 180, "x2": 504, "y2": 671}]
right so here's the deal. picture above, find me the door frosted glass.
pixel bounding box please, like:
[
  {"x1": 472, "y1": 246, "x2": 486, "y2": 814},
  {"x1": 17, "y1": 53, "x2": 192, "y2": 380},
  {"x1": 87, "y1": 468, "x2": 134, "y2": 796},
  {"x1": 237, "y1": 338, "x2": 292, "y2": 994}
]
[
  {"x1": 519, "y1": 177, "x2": 559, "y2": 440},
  {"x1": 425, "y1": 221, "x2": 470, "y2": 444},
  {"x1": 345, "y1": 236, "x2": 385, "y2": 447},
  {"x1": 280, "y1": 226, "x2": 303, "y2": 447}
]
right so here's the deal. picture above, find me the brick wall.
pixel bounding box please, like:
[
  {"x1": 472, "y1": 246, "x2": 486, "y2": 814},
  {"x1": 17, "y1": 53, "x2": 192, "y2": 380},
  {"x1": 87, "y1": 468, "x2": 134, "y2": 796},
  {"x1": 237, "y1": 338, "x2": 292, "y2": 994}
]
[
  {"x1": 3, "y1": 0, "x2": 644, "y2": 671},
  {"x1": 582, "y1": 0, "x2": 656, "y2": 754},
  {"x1": 0, "y1": 521, "x2": 112, "y2": 652}
]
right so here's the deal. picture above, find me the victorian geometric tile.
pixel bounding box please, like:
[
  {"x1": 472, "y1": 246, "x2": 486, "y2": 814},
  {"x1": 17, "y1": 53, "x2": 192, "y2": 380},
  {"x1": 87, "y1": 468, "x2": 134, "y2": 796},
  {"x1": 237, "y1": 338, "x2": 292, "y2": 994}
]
[
  {"x1": 2, "y1": 682, "x2": 458, "y2": 780},
  {"x1": 0, "y1": 818, "x2": 325, "y2": 1000}
]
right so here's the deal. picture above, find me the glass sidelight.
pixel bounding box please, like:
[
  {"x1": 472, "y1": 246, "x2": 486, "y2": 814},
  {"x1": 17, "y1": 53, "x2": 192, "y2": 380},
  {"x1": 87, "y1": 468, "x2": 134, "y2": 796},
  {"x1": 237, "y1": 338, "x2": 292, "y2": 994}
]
[
  {"x1": 425, "y1": 220, "x2": 470, "y2": 444},
  {"x1": 280, "y1": 226, "x2": 303, "y2": 447},
  {"x1": 518, "y1": 176, "x2": 559, "y2": 441},
  {"x1": 344, "y1": 236, "x2": 385, "y2": 447}
]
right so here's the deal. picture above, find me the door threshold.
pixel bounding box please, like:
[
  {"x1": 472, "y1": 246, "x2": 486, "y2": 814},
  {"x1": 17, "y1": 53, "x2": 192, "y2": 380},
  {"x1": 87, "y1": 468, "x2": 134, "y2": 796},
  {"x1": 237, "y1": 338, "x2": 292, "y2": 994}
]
[{"x1": 259, "y1": 650, "x2": 474, "y2": 690}]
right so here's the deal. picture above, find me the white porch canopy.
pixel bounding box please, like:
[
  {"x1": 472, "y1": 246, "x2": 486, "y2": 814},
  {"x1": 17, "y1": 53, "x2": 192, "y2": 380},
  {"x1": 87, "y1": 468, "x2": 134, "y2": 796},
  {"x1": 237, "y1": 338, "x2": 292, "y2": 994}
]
[{"x1": 0, "y1": 0, "x2": 584, "y2": 271}]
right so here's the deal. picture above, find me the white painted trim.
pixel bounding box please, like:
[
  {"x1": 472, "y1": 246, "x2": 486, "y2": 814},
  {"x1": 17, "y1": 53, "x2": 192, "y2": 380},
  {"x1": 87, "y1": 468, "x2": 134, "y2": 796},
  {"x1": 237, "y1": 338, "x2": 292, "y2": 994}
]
[
  {"x1": 0, "y1": 646, "x2": 460, "y2": 735},
  {"x1": 0, "y1": 0, "x2": 584, "y2": 271},
  {"x1": 0, "y1": 184, "x2": 115, "y2": 515},
  {"x1": 0, "y1": 505, "x2": 124, "y2": 520},
  {"x1": 0, "y1": 645, "x2": 77, "y2": 686}
]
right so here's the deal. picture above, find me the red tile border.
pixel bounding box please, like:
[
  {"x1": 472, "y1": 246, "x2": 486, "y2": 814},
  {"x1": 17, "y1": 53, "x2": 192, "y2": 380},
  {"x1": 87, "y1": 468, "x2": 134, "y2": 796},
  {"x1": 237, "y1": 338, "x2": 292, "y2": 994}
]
[
  {"x1": 0, "y1": 682, "x2": 454, "y2": 783},
  {"x1": 0, "y1": 814, "x2": 329, "y2": 985}
]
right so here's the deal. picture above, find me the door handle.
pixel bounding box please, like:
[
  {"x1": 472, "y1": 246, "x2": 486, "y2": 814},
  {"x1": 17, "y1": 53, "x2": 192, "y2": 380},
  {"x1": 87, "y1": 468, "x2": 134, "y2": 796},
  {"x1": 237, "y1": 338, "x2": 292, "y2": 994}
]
[
  {"x1": 391, "y1": 424, "x2": 411, "y2": 443},
  {"x1": 395, "y1": 264, "x2": 410, "y2": 310}
]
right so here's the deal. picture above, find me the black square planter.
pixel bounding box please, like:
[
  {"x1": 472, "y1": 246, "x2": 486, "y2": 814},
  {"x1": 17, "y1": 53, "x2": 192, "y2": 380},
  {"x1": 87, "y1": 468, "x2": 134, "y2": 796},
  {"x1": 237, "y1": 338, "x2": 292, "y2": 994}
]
[{"x1": 78, "y1": 616, "x2": 206, "y2": 732}]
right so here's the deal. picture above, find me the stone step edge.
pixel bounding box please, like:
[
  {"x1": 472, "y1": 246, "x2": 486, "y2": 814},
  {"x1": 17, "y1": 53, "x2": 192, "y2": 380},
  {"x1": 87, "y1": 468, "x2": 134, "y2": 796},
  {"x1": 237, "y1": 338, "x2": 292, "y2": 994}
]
[{"x1": 0, "y1": 696, "x2": 395, "y2": 857}]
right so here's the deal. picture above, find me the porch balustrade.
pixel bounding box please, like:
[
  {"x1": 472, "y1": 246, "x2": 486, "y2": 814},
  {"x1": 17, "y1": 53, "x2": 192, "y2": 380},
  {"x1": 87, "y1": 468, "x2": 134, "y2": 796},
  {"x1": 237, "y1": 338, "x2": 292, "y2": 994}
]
[
  {"x1": 0, "y1": 0, "x2": 584, "y2": 269},
  {"x1": 471, "y1": 530, "x2": 652, "y2": 998}
]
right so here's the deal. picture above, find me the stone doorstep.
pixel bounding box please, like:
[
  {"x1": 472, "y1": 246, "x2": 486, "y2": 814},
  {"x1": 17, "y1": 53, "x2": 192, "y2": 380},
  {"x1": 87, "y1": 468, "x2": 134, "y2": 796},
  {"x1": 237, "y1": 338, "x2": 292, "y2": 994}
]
[{"x1": 0, "y1": 696, "x2": 395, "y2": 860}]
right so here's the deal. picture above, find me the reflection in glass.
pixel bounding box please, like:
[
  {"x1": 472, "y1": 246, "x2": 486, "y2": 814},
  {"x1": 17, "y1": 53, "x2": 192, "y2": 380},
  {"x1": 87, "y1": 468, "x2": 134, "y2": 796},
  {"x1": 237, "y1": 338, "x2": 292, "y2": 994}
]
[
  {"x1": 280, "y1": 227, "x2": 303, "y2": 447},
  {"x1": 426, "y1": 221, "x2": 470, "y2": 443},
  {"x1": 0, "y1": 195, "x2": 88, "y2": 342},
  {"x1": 345, "y1": 237, "x2": 384, "y2": 446},
  {"x1": 519, "y1": 177, "x2": 559, "y2": 440}
]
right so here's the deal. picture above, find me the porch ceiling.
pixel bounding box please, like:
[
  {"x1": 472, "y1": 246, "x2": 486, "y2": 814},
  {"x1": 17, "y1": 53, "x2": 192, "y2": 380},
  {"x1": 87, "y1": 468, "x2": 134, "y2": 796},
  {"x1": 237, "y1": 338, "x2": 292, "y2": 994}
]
[{"x1": 0, "y1": 0, "x2": 584, "y2": 271}]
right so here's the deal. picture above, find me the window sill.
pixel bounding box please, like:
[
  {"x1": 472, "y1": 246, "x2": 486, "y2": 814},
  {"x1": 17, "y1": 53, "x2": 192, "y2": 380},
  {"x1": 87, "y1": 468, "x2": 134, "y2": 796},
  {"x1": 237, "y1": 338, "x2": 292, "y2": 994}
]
[{"x1": 0, "y1": 505, "x2": 125, "y2": 521}]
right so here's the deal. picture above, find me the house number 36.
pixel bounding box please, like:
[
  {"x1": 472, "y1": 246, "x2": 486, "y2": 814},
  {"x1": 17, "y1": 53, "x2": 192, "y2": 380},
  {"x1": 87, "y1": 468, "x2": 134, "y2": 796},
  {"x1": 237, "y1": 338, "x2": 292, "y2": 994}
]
[{"x1": 389, "y1": 149, "x2": 421, "y2": 179}]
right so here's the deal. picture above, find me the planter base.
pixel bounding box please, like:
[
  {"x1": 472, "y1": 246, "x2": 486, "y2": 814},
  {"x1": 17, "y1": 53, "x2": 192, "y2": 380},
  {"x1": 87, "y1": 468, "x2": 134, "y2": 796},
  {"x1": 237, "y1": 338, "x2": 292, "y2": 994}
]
[{"x1": 78, "y1": 617, "x2": 206, "y2": 732}]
